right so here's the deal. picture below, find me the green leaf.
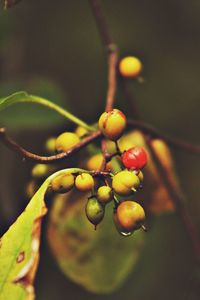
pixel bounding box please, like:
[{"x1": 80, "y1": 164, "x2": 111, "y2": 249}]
[
  {"x1": 0, "y1": 79, "x2": 67, "y2": 129},
  {"x1": 0, "y1": 168, "x2": 81, "y2": 300},
  {"x1": 0, "y1": 80, "x2": 94, "y2": 131},
  {"x1": 47, "y1": 190, "x2": 145, "y2": 294}
]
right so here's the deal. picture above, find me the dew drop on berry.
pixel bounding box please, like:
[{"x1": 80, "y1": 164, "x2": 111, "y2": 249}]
[{"x1": 119, "y1": 231, "x2": 133, "y2": 237}]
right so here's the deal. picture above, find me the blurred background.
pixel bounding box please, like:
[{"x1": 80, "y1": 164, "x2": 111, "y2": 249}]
[{"x1": 0, "y1": 0, "x2": 200, "y2": 299}]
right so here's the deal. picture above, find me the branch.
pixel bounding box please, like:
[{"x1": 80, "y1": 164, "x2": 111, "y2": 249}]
[
  {"x1": 127, "y1": 119, "x2": 200, "y2": 155},
  {"x1": 89, "y1": 0, "x2": 118, "y2": 112},
  {"x1": 0, "y1": 128, "x2": 102, "y2": 163}
]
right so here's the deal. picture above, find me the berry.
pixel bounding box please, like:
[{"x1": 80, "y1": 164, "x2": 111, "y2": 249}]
[
  {"x1": 116, "y1": 200, "x2": 145, "y2": 233},
  {"x1": 98, "y1": 109, "x2": 127, "y2": 141},
  {"x1": 119, "y1": 56, "x2": 142, "y2": 78},
  {"x1": 112, "y1": 170, "x2": 140, "y2": 196},
  {"x1": 86, "y1": 153, "x2": 112, "y2": 171},
  {"x1": 55, "y1": 132, "x2": 80, "y2": 152},
  {"x1": 75, "y1": 173, "x2": 94, "y2": 192},
  {"x1": 25, "y1": 180, "x2": 38, "y2": 198},
  {"x1": 137, "y1": 170, "x2": 144, "y2": 183},
  {"x1": 31, "y1": 164, "x2": 51, "y2": 178},
  {"x1": 85, "y1": 197, "x2": 105, "y2": 226},
  {"x1": 97, "y1": 186, "x2": 113, "y2": 204},
  {"x1": 75, "y1": 126, "x2": 88, "y2": 138},
  {"x1": 135, "y1": 170, "x2": 144, "y2": 188},
  {"x1": 122, "y1": 146, "x2": 148, "y2": 170},
  {"x1": 45, "y1": 137, "x2": 56, "y2": 153},
  {"x1": 51, "y1": 173, "x2": 75, "y2": 193}
]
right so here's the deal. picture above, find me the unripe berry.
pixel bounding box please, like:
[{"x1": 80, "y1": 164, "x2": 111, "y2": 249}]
[
  {"x1": 85, "y1": 197, "x2": 105, "y2": 226},
  {"x1": 119, "y1": 56, "x2": 142, "y2": 78},
  {"x1": 55, "y1": 132, "x2": 80, "y2": 152},
  {"x1": 98, "y1": 109, "x2": 127, "y2": 141},
  {"x1": 112, "y1": 170, "x2": 140, "y2": 196},
  {"x1": 75, "y1": 126, "x2": 88, "y2": 138},
  {"x1": 116, "y1": 200, "x2": 145, "y2": 233},
  {"x1": 51, "y1": 173, "x2": 75, "y2": 193},
  {"x1": 122, "y1": 146, "x2": 148, "y2": 170},
  {"x1": 45, "y1": 137, "x2": 56, "y2": 153},
  {"x1": 97, "y1": 186, "x2": 113, "y2": 204},
  {"x1": 75, "y1": 173, "x2": 94, "y2": 192}
]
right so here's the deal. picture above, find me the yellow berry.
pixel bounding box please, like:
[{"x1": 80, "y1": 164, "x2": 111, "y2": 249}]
[
  {"x1": 31, "y1": 164, "x2": 50, "y2": 178},
  {"x1": 119, "y1": 56, "x2": 142, "y2": 78},
  {"x1": 116, "y1": 200, "x2": 145, "y2": 232},
  {"x1": 75, "y1": 126, "x2": 88, "y2": 138},
  {"x1": 45, "y1": 137, "x2": 56, "y2": 153},
  {"x1": 112, "y1": 170, "x2": 140, "y2": 196},
  {"x1": 137, "y1": 170, "x2": 144, "y2": 183},
  {"x1": 97, "y1": 186, "x2": 113, "y2": 204},
  {"x1": 98, "y1": 109, "x2": 127, "y2": 141},
  {"x1": 55, "y1": 132, "x2": 80, "y2": 152},
  {"x1": 51, "y1": 173, "x2": 75, "y2": 193},
  {"x1": 25, "y1": 180, "x2": 38, "y2": 198},
  {"x1": 75, "y1": 173, "x2": 94, "y2": 192},
  {"x1": 86, "y1": 153, "x2": 112, "y2": 172}
]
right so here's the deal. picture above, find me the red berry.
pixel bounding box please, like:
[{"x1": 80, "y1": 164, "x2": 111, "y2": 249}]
[{"x1": 122, "y1": 146, "x2": 148, "y2": 170}]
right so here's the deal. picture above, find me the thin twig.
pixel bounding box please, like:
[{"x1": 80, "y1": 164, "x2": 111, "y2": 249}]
[
  {"x1": 89, "y1": 0, "x2": 118, "y2": 112},
  {"x1": 127, "y1": 119, "x2": 200, "y2": 155},
  {"x1": 0, "y1": 128, "x2": 102, "y2": 163},
  {"x1": 90, "y1": 0, "x2": 200, "y2": 262},
  {"x1": 106, "y1": 50, "x2": 118, "y2": 112}
]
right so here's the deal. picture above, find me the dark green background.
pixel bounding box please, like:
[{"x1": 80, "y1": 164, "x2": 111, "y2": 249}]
[{"x1": 0, "y1": 1, "x2": 200, "y2": 299}]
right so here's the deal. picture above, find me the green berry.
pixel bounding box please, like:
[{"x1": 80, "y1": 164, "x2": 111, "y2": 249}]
[
  {"x1": 75, "y1": 173, "x2": 94, "y2": 192},
  {"x1": 112, "y1": 170, "x2": 140, "y2": 196},
  {"x1": 98, "y1": 109, "x2": 127, "y2": 141},
  {"x1": 97, "y1": 186, "x2": 113, "y2": 204},
  {"x1": 85, "y1": 197, "x2": 105, "y2": 226},
  {"x1": 55, "y1": 132, "x2": 80, "y2": 152},
  {"x1": 51, "y1": 173, "x2": 75, "y2": 193}
]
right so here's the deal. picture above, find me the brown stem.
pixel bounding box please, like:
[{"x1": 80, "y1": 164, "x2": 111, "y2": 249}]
[
  {"x1": 127, "y1": 119, "x2": 200, "y2": 155},
  {"x1": 0, "y1": 128, "x2": 102, "y2": 163},
  {"x1": 106, "y1": 50, "x2": 118, "y2": 112},
  {"x1": 89, "y1": 0, "x2": 118, "y2": 112}
]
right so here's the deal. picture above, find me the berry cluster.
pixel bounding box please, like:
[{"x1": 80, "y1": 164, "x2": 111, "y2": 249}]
[{"x1": 27, "y1": 107, "x2": 148, "y2": 237}]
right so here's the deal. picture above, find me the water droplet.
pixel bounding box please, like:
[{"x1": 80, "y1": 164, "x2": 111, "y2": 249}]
[{"x1": 119, "y1": 231, "x2": 132, "y2": 237}]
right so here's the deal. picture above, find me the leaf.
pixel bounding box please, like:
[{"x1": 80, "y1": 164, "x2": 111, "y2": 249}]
[
  {"x1": 0, "y1": 82, "x2": 93, "y2": 131},
  {"x1": 0, "y1": 79, "x2": 68, "y2": 129},
  {"x1": 47, "y1": 190, "x2": 145, "y2": 294},
  {"x1": 0, "y1": 168, "x2": 77, "y2": 300}
]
